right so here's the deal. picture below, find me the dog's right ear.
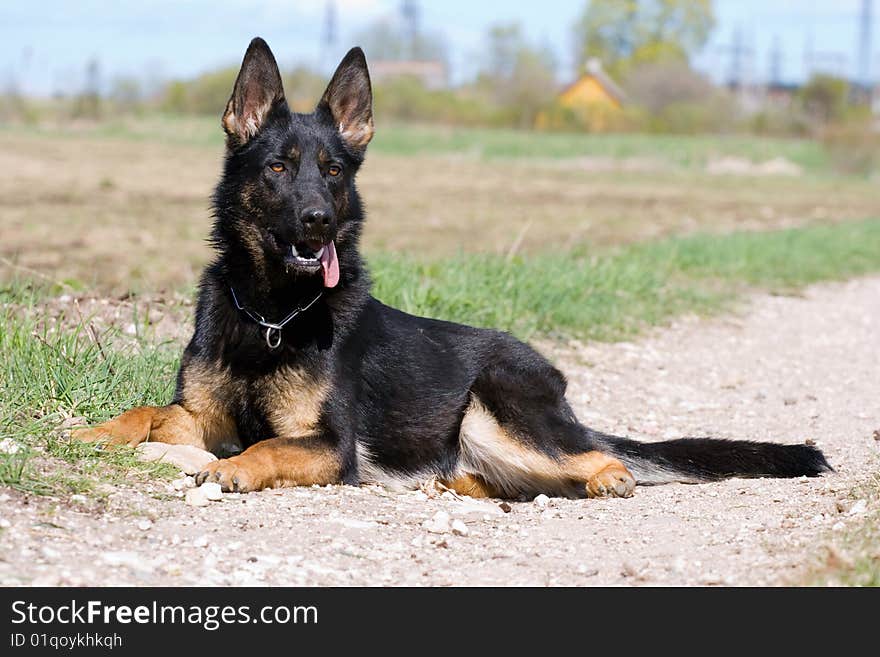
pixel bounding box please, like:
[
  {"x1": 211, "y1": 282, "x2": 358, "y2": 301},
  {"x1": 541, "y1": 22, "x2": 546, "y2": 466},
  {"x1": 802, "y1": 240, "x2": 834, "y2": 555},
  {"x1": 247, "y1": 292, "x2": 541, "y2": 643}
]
[{"x1": 222, "y1": 37, "x2": 285, "y2": 146}]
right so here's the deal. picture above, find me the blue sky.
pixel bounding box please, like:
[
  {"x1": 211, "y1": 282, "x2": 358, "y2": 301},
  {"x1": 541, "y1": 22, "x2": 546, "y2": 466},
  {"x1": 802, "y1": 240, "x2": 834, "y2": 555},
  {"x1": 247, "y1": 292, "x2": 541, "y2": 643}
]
[{"x1": 1, "y1": 0, "x2": 876, "y2": 96}]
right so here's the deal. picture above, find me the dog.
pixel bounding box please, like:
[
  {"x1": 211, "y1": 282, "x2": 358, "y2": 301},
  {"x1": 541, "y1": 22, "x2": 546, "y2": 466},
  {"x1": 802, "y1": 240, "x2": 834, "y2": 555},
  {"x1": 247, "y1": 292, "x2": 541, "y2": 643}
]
[{"x1": 74, "y1": 38, "x2": 831, "y2": 499}]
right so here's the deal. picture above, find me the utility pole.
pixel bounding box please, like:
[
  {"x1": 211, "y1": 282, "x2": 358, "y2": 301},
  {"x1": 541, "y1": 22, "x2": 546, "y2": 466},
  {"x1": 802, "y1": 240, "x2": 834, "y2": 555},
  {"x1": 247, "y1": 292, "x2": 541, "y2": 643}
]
[
  {"x1": 400, "y1": 0, "x2": 419, "y2": 58},
  {"x1": 769, "y1": 35, "x2": 782, "y2": 86},
  {"x1": 858, "y1": 0, "x2": 873, "y2": 98}
]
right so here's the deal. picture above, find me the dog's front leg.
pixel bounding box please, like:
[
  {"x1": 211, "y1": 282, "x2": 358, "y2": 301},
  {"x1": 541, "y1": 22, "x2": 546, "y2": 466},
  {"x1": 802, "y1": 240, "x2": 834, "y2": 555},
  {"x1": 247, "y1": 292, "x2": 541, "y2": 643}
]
[
  {"x1": 72, "y1": 403, "x2": 235, "y2": 452},
  {"x1": 194, "y1": 435, "x2": 344, "y2": 493}
]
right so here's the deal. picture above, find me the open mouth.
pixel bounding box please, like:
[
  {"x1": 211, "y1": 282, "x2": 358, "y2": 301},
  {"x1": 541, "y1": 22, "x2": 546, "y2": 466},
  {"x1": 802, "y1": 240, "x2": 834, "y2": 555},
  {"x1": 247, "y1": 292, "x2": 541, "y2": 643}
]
[{"x1": 274, "y1": 237, "x2": 340, "y2": 288}]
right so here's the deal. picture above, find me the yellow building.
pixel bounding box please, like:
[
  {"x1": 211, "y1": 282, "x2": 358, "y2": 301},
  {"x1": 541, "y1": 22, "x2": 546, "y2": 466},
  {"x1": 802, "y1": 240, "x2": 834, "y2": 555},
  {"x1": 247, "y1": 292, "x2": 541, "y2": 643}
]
[{"x1": 537, "y1": 59, "x2": 626, "y2": 131}]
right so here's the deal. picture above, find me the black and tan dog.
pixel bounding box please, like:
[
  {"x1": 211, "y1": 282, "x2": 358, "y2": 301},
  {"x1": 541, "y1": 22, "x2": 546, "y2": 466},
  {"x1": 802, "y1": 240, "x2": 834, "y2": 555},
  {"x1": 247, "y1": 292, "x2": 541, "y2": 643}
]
[{"x1": 75, "y1": 39, "x2": 830, "y2": 499}]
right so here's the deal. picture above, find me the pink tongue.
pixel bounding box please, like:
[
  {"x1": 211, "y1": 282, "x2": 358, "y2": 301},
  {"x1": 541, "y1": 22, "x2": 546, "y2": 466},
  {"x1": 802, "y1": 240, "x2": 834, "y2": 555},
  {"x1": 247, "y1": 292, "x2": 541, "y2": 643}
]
[{"x1": 320, "y1": 241, "x2": 340, "y2": 288}]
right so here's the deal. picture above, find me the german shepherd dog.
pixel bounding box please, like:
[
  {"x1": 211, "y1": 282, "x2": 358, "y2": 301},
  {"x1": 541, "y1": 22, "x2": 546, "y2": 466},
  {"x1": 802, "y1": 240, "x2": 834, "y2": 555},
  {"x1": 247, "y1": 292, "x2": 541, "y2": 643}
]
[{"x1": 75, "y1": 39, "x2": 830, "y2": 499}]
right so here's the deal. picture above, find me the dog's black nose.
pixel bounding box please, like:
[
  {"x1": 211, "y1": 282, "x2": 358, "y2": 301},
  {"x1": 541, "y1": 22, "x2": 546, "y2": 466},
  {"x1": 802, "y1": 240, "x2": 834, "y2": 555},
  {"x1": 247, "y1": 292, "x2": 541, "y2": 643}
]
[{"x1": 301, "y1": 208, "x2": 331, "y2": 227}]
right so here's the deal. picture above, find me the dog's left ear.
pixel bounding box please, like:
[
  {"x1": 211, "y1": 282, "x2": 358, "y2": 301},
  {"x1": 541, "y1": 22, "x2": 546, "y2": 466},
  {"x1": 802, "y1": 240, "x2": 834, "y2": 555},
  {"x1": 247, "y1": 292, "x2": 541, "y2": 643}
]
[{"x1": 317, "y1": 47, "x2": 374, "y2": 152}]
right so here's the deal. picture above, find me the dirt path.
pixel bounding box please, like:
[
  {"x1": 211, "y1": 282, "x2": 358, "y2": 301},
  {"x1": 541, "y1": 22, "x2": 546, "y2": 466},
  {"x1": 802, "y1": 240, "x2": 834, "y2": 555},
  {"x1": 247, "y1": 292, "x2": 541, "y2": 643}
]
[{"x1": 1, "y1": 277, "x2": 878, "y2": 586}]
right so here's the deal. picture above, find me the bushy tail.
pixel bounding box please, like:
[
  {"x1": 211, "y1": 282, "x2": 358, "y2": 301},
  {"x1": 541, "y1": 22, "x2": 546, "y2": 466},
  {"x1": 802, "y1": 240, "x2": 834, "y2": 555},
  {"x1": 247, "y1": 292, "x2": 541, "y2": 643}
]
[{"x1": 600, "y1": 435, "x2": 832, "y2": 485}]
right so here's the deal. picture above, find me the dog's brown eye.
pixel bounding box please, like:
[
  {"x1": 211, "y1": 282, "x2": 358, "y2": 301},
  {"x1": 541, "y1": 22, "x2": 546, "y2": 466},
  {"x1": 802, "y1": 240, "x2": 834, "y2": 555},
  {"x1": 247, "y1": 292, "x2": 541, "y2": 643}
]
[
  {"x1": 328, "y1": 164, "x2": 342, "y2": 177},
  {"x1": 269, "y1": 162, "x2": 285, "y2": 173}
]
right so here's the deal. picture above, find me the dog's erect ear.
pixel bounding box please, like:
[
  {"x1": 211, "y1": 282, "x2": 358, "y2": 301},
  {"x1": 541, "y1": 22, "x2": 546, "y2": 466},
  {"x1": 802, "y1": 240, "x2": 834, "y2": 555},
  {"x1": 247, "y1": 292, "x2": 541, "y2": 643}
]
[
  {"x1": 222, "y1": 37, "x2": 285, "y2": 145},
  {"x1": 317, "y1": 47, "x2": 374, "y2": 152}
]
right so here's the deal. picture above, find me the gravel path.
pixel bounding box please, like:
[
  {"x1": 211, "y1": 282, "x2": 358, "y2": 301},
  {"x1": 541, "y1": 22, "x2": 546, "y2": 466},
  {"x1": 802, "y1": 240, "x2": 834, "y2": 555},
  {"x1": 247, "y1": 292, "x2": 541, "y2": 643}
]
[{"x1": 1, "y1": 277, "x2": 878, "y2": 586}]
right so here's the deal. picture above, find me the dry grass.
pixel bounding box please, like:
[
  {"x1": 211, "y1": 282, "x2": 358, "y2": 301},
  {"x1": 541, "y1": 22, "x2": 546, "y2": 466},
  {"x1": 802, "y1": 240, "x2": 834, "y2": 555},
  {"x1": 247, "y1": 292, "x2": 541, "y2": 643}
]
[{"x1": 3, "y1": 126, "x2": 880, "y2": 294}]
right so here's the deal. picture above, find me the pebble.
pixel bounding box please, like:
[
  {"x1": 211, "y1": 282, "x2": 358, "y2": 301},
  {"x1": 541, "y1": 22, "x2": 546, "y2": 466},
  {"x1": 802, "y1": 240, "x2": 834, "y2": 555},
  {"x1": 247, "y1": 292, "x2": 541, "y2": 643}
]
[
  {"x1": 0, "y1": 438, "x2": 21, "y2": 455},
  {"x1": 171, "y1": 476, "x2": 195, "y2": 491},
  {"x1": 185, "y1": 488, "x2": 210, "y2": 507},
  {"x1": 533, "y1": 494, "x2": 550, "y2": 508},
  {"x1": 450, "y1": 519, "x2": 469, "y2": 537},
  {"x1": 192, "y1": 536, "x2": 209, "y2": 548},
  {"x1": 423, "y1": 511, "x2": 451, "y2": 534},
  {"x1": 102, "y1": 551, "x2": 154, "y2": 573},
  {"x1": 200, "y1": 482, "x2": 223, "y2": 501},
  {"x1": 137, "y1": 520, "x2": 152, "y2": 531},
  {"x1": 848, "y1": 500, "x2": 867, "y2": 516},
  {"x1": 832, "y1": 521, "x2": 846, "y2": 532}
]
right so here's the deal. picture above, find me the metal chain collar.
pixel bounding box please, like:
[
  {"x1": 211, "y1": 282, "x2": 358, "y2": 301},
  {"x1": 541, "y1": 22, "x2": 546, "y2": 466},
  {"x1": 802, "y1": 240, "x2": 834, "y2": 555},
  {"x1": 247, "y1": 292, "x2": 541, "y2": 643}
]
[{"x1": 229, "y1": 286, "x2": 323, "y2": 349}]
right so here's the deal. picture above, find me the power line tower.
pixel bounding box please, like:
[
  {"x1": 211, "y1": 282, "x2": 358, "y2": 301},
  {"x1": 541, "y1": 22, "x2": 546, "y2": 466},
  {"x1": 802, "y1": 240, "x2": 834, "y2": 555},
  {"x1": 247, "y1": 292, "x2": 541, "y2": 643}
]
[
  {"x1": 319, "y1": 0, "x2": 337, "y2": 74},
  {"x1": 322, "y1": 1, "x2": 337, "y2": 51},
  {"x1": 400, "y1": 0, "x2": 419, "y2": 58},
  {"x1": 769, "y1": 35, "x2": 783, "y2": 86},
  {"x1": 858, "y1": 0, "x2": 873, "y2": 90}
]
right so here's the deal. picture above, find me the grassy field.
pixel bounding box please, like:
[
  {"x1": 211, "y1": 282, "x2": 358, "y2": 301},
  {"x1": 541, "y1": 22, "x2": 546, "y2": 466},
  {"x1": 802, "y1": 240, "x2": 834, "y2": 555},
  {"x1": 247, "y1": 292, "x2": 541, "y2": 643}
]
[
  {"x1": 4, "y1": 117, "x2": 880, "y2": 295},
  {"x1": 2, "y1": 116, "x2": 831, "y2": 169}
]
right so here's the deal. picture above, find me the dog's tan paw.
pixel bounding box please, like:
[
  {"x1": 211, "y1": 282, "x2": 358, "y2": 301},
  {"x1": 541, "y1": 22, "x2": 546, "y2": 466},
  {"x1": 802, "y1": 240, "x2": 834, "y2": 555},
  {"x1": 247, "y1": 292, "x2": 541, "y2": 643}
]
[
  {"x1": 585, "y1": 464, "x2": 636, "y2": 498},
  {"x1": 195, "y1": 457, "x2": 262, "y2": 493}
]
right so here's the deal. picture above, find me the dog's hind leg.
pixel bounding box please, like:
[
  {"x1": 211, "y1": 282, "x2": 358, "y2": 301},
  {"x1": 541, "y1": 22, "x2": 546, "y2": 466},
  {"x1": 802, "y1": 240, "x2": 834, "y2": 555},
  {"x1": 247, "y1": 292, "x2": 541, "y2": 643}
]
[{"x1": 455, "y1": 339, "x2": 635, "y2": 500}]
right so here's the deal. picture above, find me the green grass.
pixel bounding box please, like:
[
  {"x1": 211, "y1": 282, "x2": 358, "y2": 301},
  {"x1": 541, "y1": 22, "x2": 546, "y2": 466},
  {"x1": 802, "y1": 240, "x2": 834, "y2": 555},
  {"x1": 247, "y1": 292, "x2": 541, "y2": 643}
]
[
  {"x1": 3, "y1": 218, "x2": 880, "y2": 495},
  {"x1": 370, "y1": 218, "x2": 880, "y2": 341},
  {"x1": 1, "y1": 115, "x2": 830, "y2": 172},
  {"x1": 0, "y1": 284, "x2": 180, "y2": 495}
]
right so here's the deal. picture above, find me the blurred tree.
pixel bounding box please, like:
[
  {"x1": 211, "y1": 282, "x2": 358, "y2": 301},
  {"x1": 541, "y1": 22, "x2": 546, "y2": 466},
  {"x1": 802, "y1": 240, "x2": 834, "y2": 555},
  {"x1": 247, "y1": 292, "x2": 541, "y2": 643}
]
[
  {"x1": 109, "y1": 76, "x2": 143, "y2": 113},
  {"x1": 799, "y1": 74, "x2": 849, "y2": 126},
  {"x1": 574, "y1": 0, "x2": 715, "y2": 77},
  {"x1": 625, "y1": 60, "x2": 713, "y2": 113},
  {"x1": 476, "y1": 23, "x2": 557, "y2": 128}
]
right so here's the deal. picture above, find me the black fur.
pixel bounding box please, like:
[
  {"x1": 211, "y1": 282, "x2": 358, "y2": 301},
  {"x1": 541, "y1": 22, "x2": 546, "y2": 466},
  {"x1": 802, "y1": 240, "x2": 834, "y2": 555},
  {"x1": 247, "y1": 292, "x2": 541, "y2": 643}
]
[{"x1": 175, "y1": 38, "x2": 830, "y2": 495}]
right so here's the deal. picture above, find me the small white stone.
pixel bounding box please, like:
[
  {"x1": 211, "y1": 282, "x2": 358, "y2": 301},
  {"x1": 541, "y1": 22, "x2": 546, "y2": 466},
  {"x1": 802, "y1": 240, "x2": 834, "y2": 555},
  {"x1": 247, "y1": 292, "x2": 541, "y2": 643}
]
[
  {"x1": 192, "y1": 536, "x2": 209, "y2": 548},
  {"x1": 848, "y1": 500, "x2": 868, "y2": 516},
  {"x1": 0, "y1": 518, "x2": 11, "y2": 529},
  {"x1": 199, "y1": 482, "x2": 223, "y2": 501},
  {"x1": 832, "y1": 521, "x2": 846, "y2": 532},
  {"x1": 70, "y1": 494, "x2": 89, "y2": 504},
  {"x1": 41, "y1": 546, "x2": 61, "y2": 560},
  {"x1": 137, "y1": 520, "x2": 152, "y2": 531},
  {"x1": 185, "y1": 488, "x2": 210, "y2": 507},
  {"x1": 533, "y1": 494, "x2": 550, "y2": 508},
  {"x1": 171, "y1": 476, "x2": 195, "y2": 491},
  {"x1": 450, "y1": 519, "x2": 469, "y2": 536},
  {"x1": 422, "y1": 511, "x2": 451, "y2": 534},
  {"x1": 0, "y1": 438, "x2": 21, "y2": 455}
]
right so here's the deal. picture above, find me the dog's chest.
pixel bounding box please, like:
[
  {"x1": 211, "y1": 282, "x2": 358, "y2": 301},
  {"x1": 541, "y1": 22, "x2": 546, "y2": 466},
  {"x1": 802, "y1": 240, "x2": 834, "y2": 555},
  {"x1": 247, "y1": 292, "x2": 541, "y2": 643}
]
[{"x1": 244, "y1": 365, "x2": 330, "y2": 440}]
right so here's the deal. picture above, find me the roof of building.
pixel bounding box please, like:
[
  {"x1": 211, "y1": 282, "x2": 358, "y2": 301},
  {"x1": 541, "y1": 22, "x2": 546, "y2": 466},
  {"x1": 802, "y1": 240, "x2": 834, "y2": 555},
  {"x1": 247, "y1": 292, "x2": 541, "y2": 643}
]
[{"x1": 560, "y1": 59, "x2": 627, "y2": 103}]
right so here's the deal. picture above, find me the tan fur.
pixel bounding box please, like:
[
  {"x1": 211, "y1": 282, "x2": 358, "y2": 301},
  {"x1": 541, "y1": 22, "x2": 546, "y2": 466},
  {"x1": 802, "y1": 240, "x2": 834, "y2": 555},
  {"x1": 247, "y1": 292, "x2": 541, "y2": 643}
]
[
  {"x1": 339, "y1": 120, "x2": 374, "y2": 150},
  {"x1": 177, "y1": 360, "x2": 241, "y2": 452},
  {"x1": 256, "y1": 366, "x2": 329, "y2": 439},
  {"x1": 440, "y1": 473, "x2": 502, "y2": 498},
  {"x1": 457, "y1": 398, "x2": 634, "y2": 498}
]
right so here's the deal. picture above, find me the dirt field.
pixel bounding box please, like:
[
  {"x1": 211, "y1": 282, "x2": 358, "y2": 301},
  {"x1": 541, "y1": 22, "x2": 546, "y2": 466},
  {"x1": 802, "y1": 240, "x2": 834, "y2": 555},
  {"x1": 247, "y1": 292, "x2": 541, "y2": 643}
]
[
  {"x1": 3, "y1": 128, "x2": 880, "y2": 294},
  {"x1": 1, "y1": 276, "x2": 877, "y2": 586}
]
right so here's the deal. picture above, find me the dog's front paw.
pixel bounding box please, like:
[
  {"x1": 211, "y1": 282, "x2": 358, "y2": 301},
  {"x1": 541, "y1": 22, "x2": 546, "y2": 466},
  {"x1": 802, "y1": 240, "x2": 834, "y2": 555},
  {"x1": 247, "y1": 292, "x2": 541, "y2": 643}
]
[{"x1": 195, "y1": 457, "x2": 262, "y2": 493}]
